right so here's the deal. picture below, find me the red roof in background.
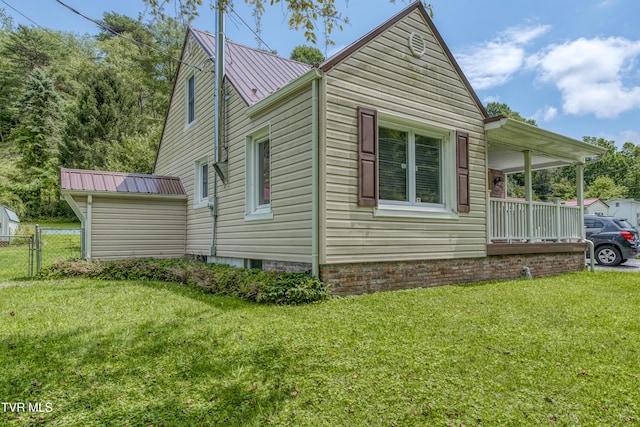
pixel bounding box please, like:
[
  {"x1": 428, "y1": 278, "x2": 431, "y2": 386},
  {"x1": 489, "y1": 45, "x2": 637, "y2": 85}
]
[
  {"x1": 564, "y1": 198, "x2": 609, "y2": 207},
  {"x1": 60, "y1": 168, "x2": 186, "y2": 196},
  {"x1": 190, "y1": 28, "x2": 311, "y2": 106}
]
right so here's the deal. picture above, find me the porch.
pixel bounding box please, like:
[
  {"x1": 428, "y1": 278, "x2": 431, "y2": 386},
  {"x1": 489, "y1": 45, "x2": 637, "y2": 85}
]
[{"x1": 484, "y1": 116, "x2": 607, "y2": 255}]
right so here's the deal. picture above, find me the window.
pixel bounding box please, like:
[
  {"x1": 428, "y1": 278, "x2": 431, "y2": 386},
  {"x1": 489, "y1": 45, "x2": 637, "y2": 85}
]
[
  {"x1": 379, "y1": 125, "x2": 442, "y2": 206},
  {"x1": 258, "y1": 139, "x2": 270, "y2": 206},
  {"x1": 245, "y1": 126, "x2": 273, "y2": 220},
  {"x1": 186, "y1": 75, "x2": 195, "y2": 124},
  {"x1": 357, "y1": 107, "x2": 466, "y2": 218},
  {"x1": 194, "y1": 157, "x2": 209, "y2": 208}
]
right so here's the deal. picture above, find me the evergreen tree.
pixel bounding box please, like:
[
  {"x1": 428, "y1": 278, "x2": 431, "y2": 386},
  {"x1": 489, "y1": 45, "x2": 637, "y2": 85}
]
[
  {"x1": 61, "y1": 65, "x2": 143, "y2": 169},
  {"x1": 11, "y1": 68, "x2": 63, "y2": 216}
]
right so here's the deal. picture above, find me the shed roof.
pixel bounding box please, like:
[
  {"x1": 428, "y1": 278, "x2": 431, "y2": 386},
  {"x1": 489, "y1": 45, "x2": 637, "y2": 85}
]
[
  {"x1": 190, "y1": 28, "x2": 311, "y2": 106},
  {"x1": 60, "y1": 168, "x2": 186, "y2": 196},
  {"x1": 3, "y1": 206, "x2": 19, "y2": 222}
]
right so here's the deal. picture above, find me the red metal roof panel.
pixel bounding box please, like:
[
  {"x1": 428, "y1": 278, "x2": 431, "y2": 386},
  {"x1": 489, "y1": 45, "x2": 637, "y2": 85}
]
[
  {"x1": 60, "y1": 168, "x2": 186, "y2": 196},
  {"x1": 190, "y1": 28, "x2": 311, "y2": 106}
]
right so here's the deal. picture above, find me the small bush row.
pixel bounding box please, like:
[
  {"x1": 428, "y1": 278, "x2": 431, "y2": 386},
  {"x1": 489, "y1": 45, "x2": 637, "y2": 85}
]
[{"x1": 36, "y1": 258, "x2": 331, "y2": 305}]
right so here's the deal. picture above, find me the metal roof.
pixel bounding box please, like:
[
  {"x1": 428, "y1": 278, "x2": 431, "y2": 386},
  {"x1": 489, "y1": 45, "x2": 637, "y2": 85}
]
[
  {"x1": 485, "y1": 117, "x2": 608, "y2": 173},
  {"x1": 190, "y1": 28, "x2": 311, "y2": 106},
  {"x1": 3, "y1": 206, "x2": 19, "y2": 222},
  {"x1": 564, "y1": 198, "x2": 609, "y2": 208},
  {"x1": 60, "y1": 168, "x2": 186, "y2": 196}
]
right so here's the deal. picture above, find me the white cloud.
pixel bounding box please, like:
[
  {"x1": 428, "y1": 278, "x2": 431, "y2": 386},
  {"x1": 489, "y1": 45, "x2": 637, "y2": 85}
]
[
  {"x1": 533, "y1": 105, "x2": 558, "y2": 122},
  {"x1": 483, "y1": 95, "x2": 501, "y2": 104},
  {"x1": 529, "y1": 37, "x2": 640, "y2": 118},
  {"x1": 457, "y1": 24, "x2": 550, "y2": 90}
]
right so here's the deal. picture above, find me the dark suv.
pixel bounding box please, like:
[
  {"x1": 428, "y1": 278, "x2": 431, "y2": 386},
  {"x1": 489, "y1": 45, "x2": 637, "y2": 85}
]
[{"x1": 584, "y1": 214, "x2": 640, "y2": 266}]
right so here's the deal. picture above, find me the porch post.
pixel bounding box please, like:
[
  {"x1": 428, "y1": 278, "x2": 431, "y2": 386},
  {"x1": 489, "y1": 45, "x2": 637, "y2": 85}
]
[
  {"x1": 524, "y1": 150, "x2": 534, "y2": 242},
  {"x1": 577, "y1": 162, "x2": 585, "y2": 239}
]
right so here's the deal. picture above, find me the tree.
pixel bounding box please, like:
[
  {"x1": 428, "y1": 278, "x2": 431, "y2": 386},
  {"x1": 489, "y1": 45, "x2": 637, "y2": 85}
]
[
  {"x1": 1, "y1": 25, "x2": 58, "y2": 75},
  {"x1": 582, "y1": 137, "x2": 630, "y2": 190},
  {"x1": 97, "y1": 13, "x2": 183, "y2": 119},
  {"x1": 144, "y1": 0, "x2": 433, "y2": 46},
  {"x1": 585, "y1": 176, "x2": 627, "y2": 200},
  {"x1": 486, "y1": 102, "x2": 537, "y2": 126},
  {"x1": 11, "y1": 68, "x2": 63, "y2": 217},
  {"x1": 61, "y1": 66, "x2": 143, "y2": 170},
  {"x1": 0, "y1": 7, "x2": 13, "y2": 31},
  {"x1": 105, "y1": 125, "x2": 161, "y2": 174},
  {"x1": 290, "y1": 45, "x2": 325, "y2": 65}
]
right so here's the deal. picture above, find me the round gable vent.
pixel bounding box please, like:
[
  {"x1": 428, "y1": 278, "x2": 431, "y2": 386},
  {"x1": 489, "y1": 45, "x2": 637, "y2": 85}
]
[{"x1": 408, "y1": 32, "x2": 426, "y2": 58}]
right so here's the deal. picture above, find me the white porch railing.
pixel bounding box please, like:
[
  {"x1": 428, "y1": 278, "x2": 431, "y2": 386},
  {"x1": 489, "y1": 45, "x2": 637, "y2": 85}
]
[{"x1": 489, "y1": 198, "x2": 582, "y2": 243}]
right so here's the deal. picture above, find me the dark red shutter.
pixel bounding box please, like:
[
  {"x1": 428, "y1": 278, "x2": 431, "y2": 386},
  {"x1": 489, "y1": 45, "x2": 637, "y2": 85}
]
[
  {"x1": 358, "y1": 107, "x2": 378, "y2": 206},
  {"x1": 456, "y1": 130, "x2": 470, "y2": 213}
]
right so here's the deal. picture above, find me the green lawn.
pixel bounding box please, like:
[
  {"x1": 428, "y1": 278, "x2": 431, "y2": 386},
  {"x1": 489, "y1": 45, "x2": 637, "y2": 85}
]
[
  {"x1": 1, "y1": 273, "x2": 639, "y2": 426},
  {"x1": 0, "y1": 223, "x2": 81, "y2": 281}
]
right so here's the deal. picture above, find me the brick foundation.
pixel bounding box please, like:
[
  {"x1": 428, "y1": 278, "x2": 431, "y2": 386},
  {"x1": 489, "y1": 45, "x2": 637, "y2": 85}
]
[{"x1": 320, "y1": 253, "x2": 585, "y2": 296}]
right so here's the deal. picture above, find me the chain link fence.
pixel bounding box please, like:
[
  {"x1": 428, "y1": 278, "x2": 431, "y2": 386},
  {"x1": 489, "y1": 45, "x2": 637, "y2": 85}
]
[
  {"x1": 0, "y1": 234, "x2": 35, "y2": 280},
  {"x1": 0, "y1": 226, "x2": 83, "y2": 280}
]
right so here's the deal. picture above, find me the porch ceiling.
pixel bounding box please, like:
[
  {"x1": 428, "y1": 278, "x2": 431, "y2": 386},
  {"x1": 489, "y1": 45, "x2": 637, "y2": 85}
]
[{"x1": 485, "y1": 117, "x2": 607, "y2": 173}]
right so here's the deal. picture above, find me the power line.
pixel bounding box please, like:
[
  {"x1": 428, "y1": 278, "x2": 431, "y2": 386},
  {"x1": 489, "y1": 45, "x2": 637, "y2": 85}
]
[
  {"x1": 0, "y1": 0, "x2": 96, "y2": 54},
  {"x1": 52, "y1": 0, "x2": 205, "y2": 72},
  {"x1": 0, "y1": 0, "x2": 46, "y2": 29},
  {"x1": 227, "y1": 4, "x2": 274, "y2": 52}
]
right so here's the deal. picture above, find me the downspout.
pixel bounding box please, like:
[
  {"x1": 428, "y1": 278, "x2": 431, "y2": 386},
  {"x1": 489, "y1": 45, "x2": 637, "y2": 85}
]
[
  {"x1": 311, "y1": 78, "x2": 319, "y2": 277},
  {"x1": 210, "y1": 1, "x2": 225, "y2": 257}
]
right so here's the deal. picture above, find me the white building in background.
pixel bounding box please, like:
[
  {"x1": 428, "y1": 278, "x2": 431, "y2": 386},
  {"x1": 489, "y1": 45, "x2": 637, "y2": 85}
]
[
  {"x1": 607, "y1": 198, "x2": 640, "y2": 229},
  {"x1": 0, "y1": 205, "x2": 20, "y2": 238},
  {"x1": 564, "y1": 198, "x2": 610, "y2": 216}
]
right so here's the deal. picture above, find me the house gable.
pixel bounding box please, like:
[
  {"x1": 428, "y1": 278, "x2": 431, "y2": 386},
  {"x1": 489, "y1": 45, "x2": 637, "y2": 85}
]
[
  {"x1": 320, "y1": 2, "x2": 489, "y2": 265},
  {"x1": 154, "y1": 26, "x2": 317, "y2": 261},
  {"x1": 320, "y1": 1, "x2": 488, "y2": 120}
]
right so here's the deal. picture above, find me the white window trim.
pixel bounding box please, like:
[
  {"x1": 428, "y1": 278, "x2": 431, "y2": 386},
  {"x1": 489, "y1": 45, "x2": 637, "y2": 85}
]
[
  {"x1": 185, "y1": 74, "x2": 196, "y2": 127},
  {"x1": 194, "y1": 156, "x2": 209, "y2": 208},
  {"x1": 375, "y1": 113, "x2": 457, "y2": 219},
  {"x1": 245, "y1": 125, "x2": 273, "y2": 221}
]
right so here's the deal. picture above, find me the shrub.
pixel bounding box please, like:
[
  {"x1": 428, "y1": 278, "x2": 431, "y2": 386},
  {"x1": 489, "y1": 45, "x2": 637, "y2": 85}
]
[{"x1": 36, "y1": 258, "x2": 331, "y2": 305}]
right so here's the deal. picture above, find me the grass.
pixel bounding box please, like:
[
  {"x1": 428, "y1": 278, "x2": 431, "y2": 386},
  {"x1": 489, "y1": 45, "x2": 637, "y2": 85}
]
[
  {"x1": 1, "y1": 272, "x2": 639, "y2": 425},
  {"x1": 0, "y1": 223, "x2": 81, "y2": 281}
]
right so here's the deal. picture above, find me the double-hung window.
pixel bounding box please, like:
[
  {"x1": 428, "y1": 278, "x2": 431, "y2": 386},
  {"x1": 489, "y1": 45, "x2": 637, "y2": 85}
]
[
  {"x1": 186, "y1": 75, "x2": 195, "y2": 125},
  {"x1": 194, "y1": 157, "x2": 209, "y2": 208},
  {"x1": 245, "y1": 126, "x2": 273, "y2": 220}
]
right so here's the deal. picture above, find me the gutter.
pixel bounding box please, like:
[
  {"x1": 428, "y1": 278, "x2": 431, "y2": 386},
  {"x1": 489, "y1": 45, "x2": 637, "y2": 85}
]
[
  {"x1": 246, "y1": 69, "x2": 323, "y2": 118},
  {"x1": 61, "y1": 190, "x2": 186, "y2": 201}
]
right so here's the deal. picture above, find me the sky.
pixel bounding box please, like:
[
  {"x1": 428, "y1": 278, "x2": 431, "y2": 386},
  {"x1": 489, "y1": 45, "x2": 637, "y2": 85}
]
[{"x1": 2, "y1": 0, "x2": 640, "y2": 149}]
